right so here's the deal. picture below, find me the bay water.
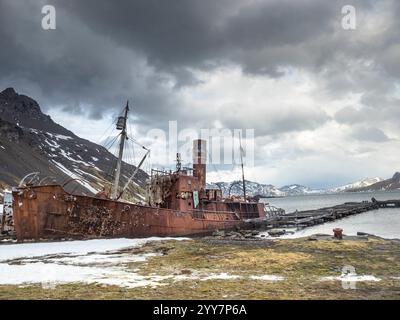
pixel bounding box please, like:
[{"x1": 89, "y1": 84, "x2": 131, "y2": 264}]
[{"x1": 261, "y1": 191, "x2": 400, "y2": 239}]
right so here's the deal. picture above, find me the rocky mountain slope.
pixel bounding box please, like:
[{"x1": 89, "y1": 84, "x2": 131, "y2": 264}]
[
  {"x1": 279, "y1": 184, "x2": 324, "y2": 196},
  {"x1": 331, "y1": 177, "x2": 384, "y2": 193},
  {"x1": 0, "y1": 88, "x2": 148, "y2": 201},
  {"x1": 350, "y1": 173, "x2": 400, "y2": 192}
]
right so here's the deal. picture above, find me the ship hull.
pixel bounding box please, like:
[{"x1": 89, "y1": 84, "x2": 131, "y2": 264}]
[{"x1": 12, "y1": 185, "x2": 256, "y2": 241}]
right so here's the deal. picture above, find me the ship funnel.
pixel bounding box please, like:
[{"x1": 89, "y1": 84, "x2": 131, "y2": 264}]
[{"x1": 193, "y1": 139, "x2": 207, "y2": 190}]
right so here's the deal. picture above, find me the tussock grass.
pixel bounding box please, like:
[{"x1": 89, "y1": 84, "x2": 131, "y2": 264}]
[{"x1": 1, "y1": 237, "x2": 399, "y2": 299}]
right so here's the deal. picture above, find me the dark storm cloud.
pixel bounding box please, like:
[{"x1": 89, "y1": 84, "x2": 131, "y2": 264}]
[
  {"x1": 0, "y1": 0, "x2": 399, "y2": 136},
  {"x1": 55, "y1": 0, "x2": 387, "y2": 78},
  {"x1": 56, "y1": 0, "x2": 339, "y2": 75},
  {"x1": 219, "y1": 102, "x2": 331, "y2": 136},
  {"x1": 0, "y1": 0, "x2": 185, "y2": 126}
]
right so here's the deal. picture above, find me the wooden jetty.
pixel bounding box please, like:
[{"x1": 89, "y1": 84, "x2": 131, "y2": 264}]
[
  {"x1": 246, "y1": 198, "x2": 400, "y2": 231},
  {"x1": 372, "y1": 197, "x2": 400, "y2": 208}
]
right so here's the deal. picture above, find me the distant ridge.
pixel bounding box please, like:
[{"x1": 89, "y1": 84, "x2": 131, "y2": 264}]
[
  {"x1": 331, "y1": 177, "x2": 384, "y2": 193},
  {"x1": 207, "y1": 175, "x2": 394, "y2": 197},
  {"x1": 350, "y1": 172, "x2": 400, "y2": 192}
]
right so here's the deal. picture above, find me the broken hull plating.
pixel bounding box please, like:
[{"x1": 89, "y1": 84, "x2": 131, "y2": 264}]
[{"x1": 12, "y1": 185, "x2": 256, "y2": 241}]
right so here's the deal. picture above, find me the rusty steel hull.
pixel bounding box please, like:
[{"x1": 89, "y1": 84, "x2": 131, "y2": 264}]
[{"x1": 12, "y1": 185, "x2": 255, "y2": 241}]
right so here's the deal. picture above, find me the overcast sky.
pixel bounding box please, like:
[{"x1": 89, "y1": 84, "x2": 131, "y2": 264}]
[{"x1": 1, "y1": 0, "x2": 399, "y2": 188}]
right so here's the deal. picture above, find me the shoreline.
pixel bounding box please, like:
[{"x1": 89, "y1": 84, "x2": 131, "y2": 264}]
[{"x1": 0, "y1": 236, "x2": 399, "y2": 299}]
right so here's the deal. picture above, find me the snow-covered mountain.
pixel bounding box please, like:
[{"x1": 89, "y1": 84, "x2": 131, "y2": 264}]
[
  {"x1": 349, "y1": 173, "x2": 400, "y2": 192},
  {"x1": 280, "y1": 184, "x2": 324, "y2": 196},
  {"x1": 330, "y1": 177, "x2": 384, "y2": 193},
  {"x1": 207, "y1": 176, "x2": 388, "y2": 198},
  {"x1": 0, "y1": 88, "x2": 148, "y2": 201},
  {"x1": 207, "y1": 180, "x2": 285, "y2": 197},
  {"x1": 207, "y1": 181, "x2": 321, "y2": 197}
]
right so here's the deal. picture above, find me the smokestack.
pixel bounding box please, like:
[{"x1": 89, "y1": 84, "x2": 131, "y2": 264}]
[{"x1": 193, "y1": 139, "x2": 207, "y2": 190}]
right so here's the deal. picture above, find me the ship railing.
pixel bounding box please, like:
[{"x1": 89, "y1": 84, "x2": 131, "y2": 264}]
[
  {"x1": 190, "y1": 210, "x2": 240, "y2": 219},
  {"x1": 190, "y1": 209, "x2": 258, "y2": 220}
]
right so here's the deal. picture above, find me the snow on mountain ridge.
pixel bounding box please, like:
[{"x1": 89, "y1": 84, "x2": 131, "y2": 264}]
[
  {"x1": 206, "y1": 181, "x2": 285, "y2": 197},
  {"x1": 208, "y1": 177, "x2": 386, "y2": 197},
  {"x1": 207, "y1": 181, "x2": 316, "y2": 197},
  {"x1": 331, "y1": 177, "x2": 384, "y2": 192}
]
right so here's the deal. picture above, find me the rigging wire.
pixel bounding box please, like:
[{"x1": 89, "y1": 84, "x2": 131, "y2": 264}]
[
  {"x1": 105, "y1": 135, "x2": 121, "y2": 182},
  {"x1": 103, "y1": 133, "x2": 121, "y2": 151},
  {"x1": 125, "y1": 138, "x2": 137, "y2": 195},
  {"x1": 129, "y1": 138, "x2": 136, "y2": 166},
  {"x1": 126, "y1": 134, "x2": 148, "y2": 150},
  {"x1": 125, "y1": 118, "x2": 151, "y2": 176},
  {"x1": 95, "y1": 117, "x2": 116, "y2": 147},
  {"x1": 146, "y1": 149, "x2": 152, "y2": 176},
  {"x1": 127, "y1": 120, "x2": 136, "y2": 165}
]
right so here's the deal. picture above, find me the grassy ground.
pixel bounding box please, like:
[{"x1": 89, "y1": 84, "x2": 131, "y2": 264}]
[{"x1": 1, "y1": 237, "x2": 399, "y2": 299}]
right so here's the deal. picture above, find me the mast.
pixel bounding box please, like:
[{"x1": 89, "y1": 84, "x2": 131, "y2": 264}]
[
  {"x1": 117, "y1": 147, "x2": 150, "y2": 200},
  {"x1": 111, "y1": 101, "x2": 129, "y2": 199},
  {"x1": 239, "y1": 132, "x2": 247, "y2": 201}
]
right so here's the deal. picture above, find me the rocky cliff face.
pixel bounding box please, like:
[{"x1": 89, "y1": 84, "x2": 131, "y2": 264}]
[
  {"x1": 0, "y1": 88, "x2": 72, "y2": 136},
  {"x1": 0, "y1": 88, "x2": 148, "y2": 201}
]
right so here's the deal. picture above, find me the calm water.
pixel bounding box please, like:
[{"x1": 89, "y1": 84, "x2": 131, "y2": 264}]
[{"x1": 261, "y1": 191, "x2": 400, "y2": 239}]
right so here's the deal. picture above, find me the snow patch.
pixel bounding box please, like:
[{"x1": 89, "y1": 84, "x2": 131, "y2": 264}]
[
  {"x1": 44, "y1": 138, "x2": 60, "y2": 149},
  {"x1": 54, "y1": 134, "x2": 73, "y2": 141},
  {"x1": 51, "y1": 160, "x2": 98, "y2": 194},
  {"x1": 0, "y1": 257, "x2": 165, "y2": 288},
  {"x1": 0, "y1": 237, "x2": 190, "y2": 288},
  {"x1": 45, "y1": 132, "x2": 73, "y2": 141},
  {"x1": 59, "y1": 149, "x2": 93, "y2": 167},
  {"x1": 0, "y1": 237, "x2": 188, "y2": 262},
  {"x1": 74, "y1": 168, "x2": 101, "y2": 181},
  {"x1": 200, "y1": 273, "x2": 240, "y2": 281}
]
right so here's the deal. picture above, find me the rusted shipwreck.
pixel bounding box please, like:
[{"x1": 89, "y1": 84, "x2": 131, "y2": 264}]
[{"x1": 11, "y1": 103, "x2": 265, "y2": 241}]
